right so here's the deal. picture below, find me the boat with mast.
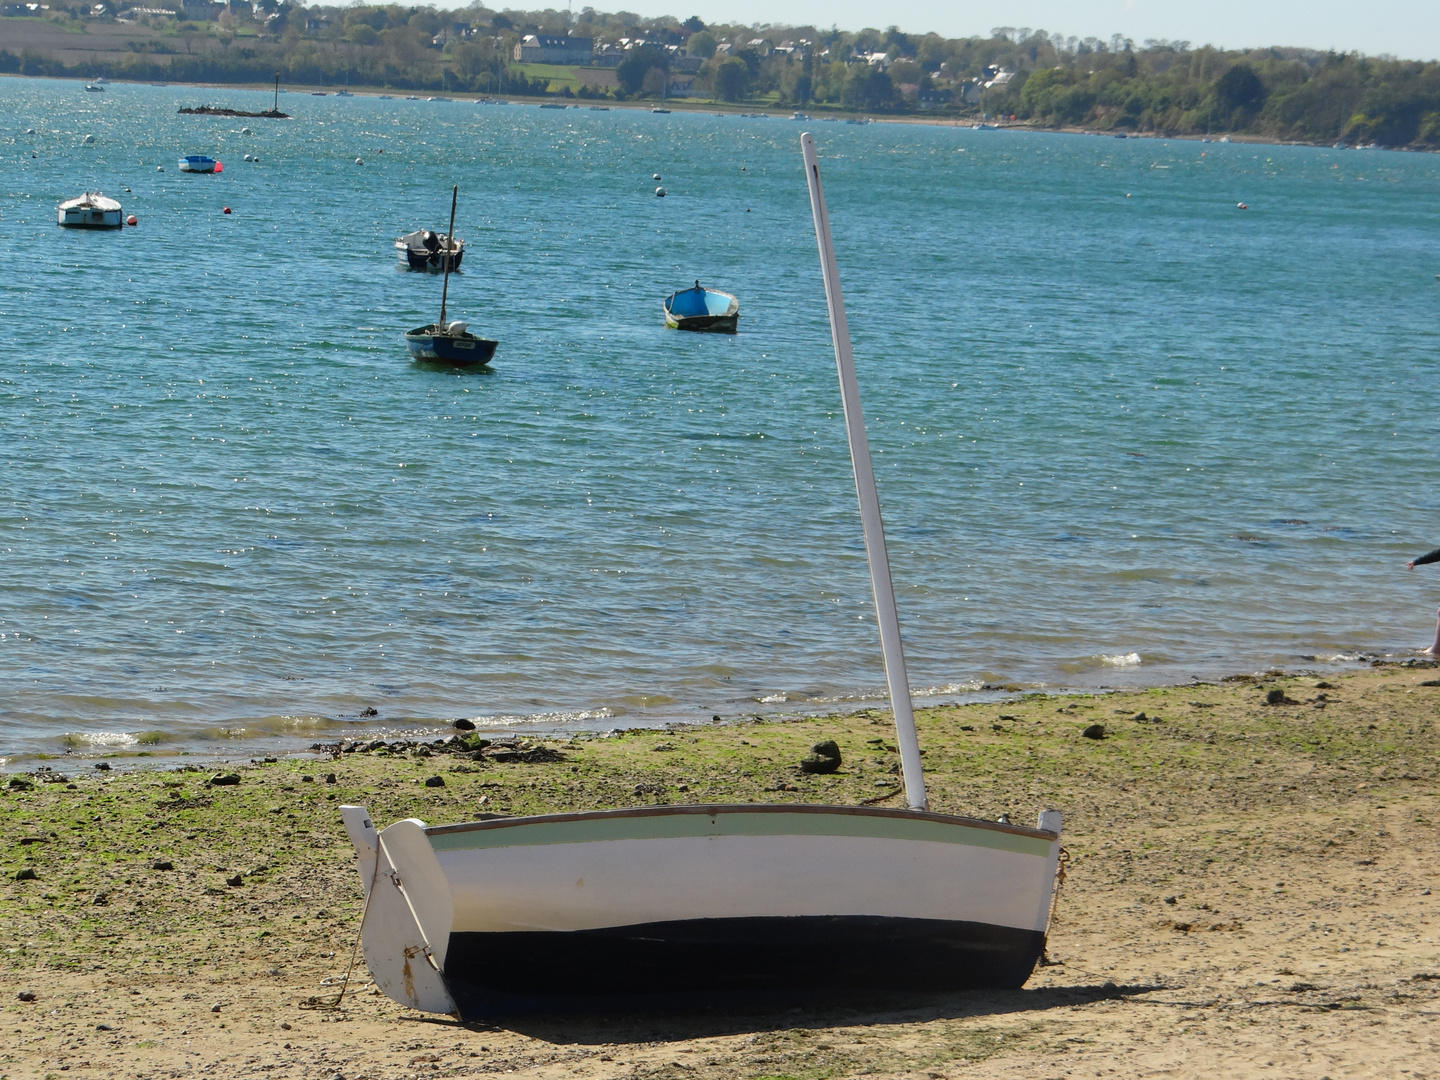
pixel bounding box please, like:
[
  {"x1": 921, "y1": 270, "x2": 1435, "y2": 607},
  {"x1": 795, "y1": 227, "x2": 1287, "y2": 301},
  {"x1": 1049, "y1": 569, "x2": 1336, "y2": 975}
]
[
  {"x1": 403, "y1": 186, "x2": 497, "y2": 367},
  {"x1": 346, "y1": 136, "x2": 1061, "y2": 1017}
]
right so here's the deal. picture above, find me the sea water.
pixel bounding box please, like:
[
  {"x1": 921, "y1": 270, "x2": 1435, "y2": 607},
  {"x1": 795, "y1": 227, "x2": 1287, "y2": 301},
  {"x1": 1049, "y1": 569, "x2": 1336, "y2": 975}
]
[{"x1": 2, "y1": 77, "x2": 1438, "y2": 764}]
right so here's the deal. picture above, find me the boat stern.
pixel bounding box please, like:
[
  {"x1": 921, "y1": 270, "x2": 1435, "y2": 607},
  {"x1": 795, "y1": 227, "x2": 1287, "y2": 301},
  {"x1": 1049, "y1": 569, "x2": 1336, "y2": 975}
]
[{"x1": 340, "y1": 806, "x2": 459, "y2": 1017}]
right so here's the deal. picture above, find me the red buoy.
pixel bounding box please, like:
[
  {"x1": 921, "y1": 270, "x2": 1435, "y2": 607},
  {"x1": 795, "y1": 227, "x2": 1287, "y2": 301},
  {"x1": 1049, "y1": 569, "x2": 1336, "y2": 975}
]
[
  {"x1": 126, "y1": 215, "x2": 138, "y2": 226},
  {"x1": 223, "y1": 206, "x2": 232, "y2": 214},
  {"x1": 1236, "y1": 202, "x2": 1248, "y2": 209}
]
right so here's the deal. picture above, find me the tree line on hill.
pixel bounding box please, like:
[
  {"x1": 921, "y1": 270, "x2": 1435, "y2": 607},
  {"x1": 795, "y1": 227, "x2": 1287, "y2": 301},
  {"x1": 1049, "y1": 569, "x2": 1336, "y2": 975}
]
[{"x1": 2, "y1": 3, "x2": 1437, "y2": 145}]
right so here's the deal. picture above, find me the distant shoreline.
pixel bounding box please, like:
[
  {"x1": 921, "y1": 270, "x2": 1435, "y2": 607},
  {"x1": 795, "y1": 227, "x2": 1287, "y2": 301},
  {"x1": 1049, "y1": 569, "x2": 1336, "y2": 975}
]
[{"x1": 11, "y1": 71, "x2": 1435, "y2": 153}]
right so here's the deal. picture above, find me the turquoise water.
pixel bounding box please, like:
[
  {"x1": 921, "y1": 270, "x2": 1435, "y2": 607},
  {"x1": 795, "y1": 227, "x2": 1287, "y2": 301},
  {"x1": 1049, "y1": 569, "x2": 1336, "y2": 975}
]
[{"x1": 3, "y1": 76, "x2": 1439, "y2": 764}]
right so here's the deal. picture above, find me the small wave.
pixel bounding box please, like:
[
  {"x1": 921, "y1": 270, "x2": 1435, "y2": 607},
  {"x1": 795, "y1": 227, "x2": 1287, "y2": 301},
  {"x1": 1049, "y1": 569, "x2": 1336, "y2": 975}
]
[
  {"x1": 462, "y1": 707, "x2": 615, "y2": 729},
  {"x1": 61, "y1": 731, "x2": 138, "y2": 748},
  {"x1": 756, "y1": 693, "x2": 789, "y2": 703},
  {"x1": 913, "y1": 680, "x2": 984, "y2": 696},
  {"x1": 1101, "y1": 652, "x2": 1143, "y2": 667}
]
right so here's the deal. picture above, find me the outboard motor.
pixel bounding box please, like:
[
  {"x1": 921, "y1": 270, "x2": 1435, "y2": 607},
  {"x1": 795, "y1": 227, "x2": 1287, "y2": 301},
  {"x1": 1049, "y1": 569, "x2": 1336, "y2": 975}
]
[{"x1": 422, "y1": 230, "x2": 440, "y2": 253}]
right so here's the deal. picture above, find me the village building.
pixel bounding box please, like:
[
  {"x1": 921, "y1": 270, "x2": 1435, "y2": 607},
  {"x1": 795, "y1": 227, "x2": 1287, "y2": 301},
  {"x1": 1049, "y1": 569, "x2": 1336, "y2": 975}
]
[{"x1": 513, "y1": 35, "x2": 595, "y2": 64}]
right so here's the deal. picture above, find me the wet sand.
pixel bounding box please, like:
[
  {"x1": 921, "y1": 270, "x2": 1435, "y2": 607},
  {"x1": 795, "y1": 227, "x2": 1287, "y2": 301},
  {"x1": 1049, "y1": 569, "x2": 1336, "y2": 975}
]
[{"x1": 3, "y1": 662, "x2": 1438, "y2": 1078}]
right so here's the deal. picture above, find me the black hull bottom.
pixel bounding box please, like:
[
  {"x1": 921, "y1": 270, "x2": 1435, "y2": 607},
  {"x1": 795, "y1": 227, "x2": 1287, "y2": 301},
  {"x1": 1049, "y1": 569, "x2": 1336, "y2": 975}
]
[
  {"x1": 403, "y1": 249, "x2": 464, "y2": 271},
  {"x1": 668, "y1": 314, "x2": 738, "y2": 334},
  {"x1": 444, "y1": 915, "x2": 1044, "y2": 1017}
]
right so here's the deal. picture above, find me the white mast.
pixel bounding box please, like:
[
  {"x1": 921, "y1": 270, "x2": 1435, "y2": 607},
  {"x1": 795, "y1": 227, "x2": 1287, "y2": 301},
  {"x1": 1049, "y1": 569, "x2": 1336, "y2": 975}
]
[{"x1": 800, "y1": 133, "x2": 927, "y2": 812}]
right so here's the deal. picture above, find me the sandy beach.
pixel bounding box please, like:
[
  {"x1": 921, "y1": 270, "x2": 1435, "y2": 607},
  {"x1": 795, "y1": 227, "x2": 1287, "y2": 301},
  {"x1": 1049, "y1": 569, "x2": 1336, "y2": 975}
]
[{"x1": 3, "y1": 661, "x2": 1438, "y2": 1078}]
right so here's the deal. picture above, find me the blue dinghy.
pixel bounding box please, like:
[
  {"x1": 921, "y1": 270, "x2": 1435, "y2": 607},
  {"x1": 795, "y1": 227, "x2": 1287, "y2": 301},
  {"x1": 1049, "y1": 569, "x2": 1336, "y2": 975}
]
[{"x1": 663, "y1": 280, "x2": 739, "y2": 333}]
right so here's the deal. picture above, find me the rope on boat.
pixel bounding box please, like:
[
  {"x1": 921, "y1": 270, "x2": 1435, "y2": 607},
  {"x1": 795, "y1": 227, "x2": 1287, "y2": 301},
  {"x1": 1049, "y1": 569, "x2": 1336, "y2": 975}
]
[
  {"x1": 298, "y1": 843, "x2": 382, "y2": 1011},
  {"x1": 1040, "y1": 846, "x2": 1071, "y2": 966}
]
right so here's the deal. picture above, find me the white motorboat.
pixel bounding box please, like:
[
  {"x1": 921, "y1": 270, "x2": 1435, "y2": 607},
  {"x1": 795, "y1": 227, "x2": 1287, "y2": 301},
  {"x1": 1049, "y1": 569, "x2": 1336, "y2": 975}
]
[
  {"x1": 57, "y1": 191, "x2": 123, "y2": 229},
  {"x1": 341, "y1": 133, "x2": 1063, "y2": 1018},
  {"x1": 394, "y1": 228, "x2": 464, "y2": 271}
]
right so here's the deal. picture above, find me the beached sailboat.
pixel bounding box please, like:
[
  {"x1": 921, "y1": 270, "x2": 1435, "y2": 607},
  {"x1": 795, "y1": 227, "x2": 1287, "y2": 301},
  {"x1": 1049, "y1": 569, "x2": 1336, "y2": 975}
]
[
  {"x1": 663, "y1": 280, "x2": 739, "y2": 333},
  {"x1": 345, "y1": 135, "x2": 1062, "y2": 1018},
  {"x1": 403, "y1": 186, "x2": 497, "y2": 367},
  {"x1": 57, "y1": 191, "x2": 123, "y2": 229}
]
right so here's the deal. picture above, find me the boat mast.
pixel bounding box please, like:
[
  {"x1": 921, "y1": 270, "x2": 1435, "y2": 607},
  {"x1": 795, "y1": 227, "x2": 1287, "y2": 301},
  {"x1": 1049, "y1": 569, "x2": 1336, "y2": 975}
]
[
  {"x1": 800, "y1": 133, "x2": 927, "y2": 812},
  {"x1": 438, "y1": 185, "x2": 457, "y2": 329}
]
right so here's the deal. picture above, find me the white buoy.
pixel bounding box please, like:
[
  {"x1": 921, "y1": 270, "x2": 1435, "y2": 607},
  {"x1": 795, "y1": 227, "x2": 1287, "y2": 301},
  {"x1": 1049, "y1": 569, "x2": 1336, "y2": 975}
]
[
  {"x1": 655, "y1": 186, "x2": 667, "y2": 197},
  {"x1": 83, "y1": 134, "x2": 95, "y2": 144},
  {"x1": 355, "y1": 157, "x2": 364, "y2": 164},
  {"x1": 652, "y1": 172, "x2": 661, "y2": 180},
  {"x1": 241, "y1": 127, "x2": 252, "y2": 134},
  {"x1": 25, "y1": 128, "x2": 34, "y2": 134}
]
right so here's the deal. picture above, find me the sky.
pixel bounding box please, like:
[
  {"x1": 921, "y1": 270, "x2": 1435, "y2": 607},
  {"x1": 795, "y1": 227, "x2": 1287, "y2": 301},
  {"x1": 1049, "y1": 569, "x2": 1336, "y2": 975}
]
[{"x1": 478, "y1": 0, "x2": 1440, "y2": 62}]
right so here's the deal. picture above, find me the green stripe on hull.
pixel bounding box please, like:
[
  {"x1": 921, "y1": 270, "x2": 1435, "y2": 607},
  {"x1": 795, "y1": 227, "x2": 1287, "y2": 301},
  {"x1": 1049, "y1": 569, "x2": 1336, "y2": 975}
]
[{"x1": 428, "y1": 808, "x2": 1053, "y2": 857}]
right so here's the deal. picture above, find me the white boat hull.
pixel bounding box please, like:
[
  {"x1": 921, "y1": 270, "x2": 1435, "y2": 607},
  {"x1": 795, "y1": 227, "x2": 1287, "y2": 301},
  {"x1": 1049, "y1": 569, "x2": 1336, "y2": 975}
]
[
  {"x1": 58, "y1": 207, "x2": 122, "y2": 228},
  {"x1": 342, "y1": 803, "x2": 1061, "y2": 1016},
  {"x1": 57, "y1": 192, "x2": 123, "y2": 229}
]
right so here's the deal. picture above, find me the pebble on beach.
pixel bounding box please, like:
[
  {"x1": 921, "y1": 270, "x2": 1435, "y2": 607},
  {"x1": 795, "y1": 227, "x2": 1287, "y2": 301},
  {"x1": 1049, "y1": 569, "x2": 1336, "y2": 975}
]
[
  {"x1": 800, "y1": 739, "x2": 842, "y2": 774},
  {"x1": 210, "y1": 773, "x2": 242, "y2": 786},
  {"x1": 424, "y1": 775, "x2": 446, "y2": 787},
  {"x1": 1081, "y1": 723, "x2": 1107, "y2": 740}
]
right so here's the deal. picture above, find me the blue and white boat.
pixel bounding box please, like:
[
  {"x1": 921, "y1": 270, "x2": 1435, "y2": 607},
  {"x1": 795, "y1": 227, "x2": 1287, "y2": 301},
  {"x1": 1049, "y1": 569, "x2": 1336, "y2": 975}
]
[
  {"x1": 178, "y1": 154, "x2": 220, "y2": 173},
  {"x1": 663, "y1": 280, "x2": 739, "y2": 333}
]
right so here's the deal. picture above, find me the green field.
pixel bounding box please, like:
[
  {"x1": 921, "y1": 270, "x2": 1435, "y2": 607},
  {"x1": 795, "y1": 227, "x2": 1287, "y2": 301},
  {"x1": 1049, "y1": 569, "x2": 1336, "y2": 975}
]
[{"x1": 511, "y1": 62, "x2": 586, "y2": 93}]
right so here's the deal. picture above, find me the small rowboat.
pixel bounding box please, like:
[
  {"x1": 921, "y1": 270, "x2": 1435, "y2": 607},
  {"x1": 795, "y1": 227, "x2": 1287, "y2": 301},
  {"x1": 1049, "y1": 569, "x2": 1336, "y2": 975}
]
[
  {"x1": 663, "y1": 280, "x2": 739, "y2": 333},
  {"x1": 57, "y1": 191, "x2": 123, "y2": 229},
  {"x1": 404, "y1": 321, "x2": 497, "y2": 366},
  {"x1": 178, "y1": 155, "x2": 221, "y2": 173}
]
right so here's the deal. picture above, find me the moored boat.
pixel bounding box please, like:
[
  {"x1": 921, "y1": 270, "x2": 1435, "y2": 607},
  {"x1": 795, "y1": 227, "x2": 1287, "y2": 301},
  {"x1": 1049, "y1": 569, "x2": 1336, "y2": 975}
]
[
  {"x1": 394, "y1": 229, "x2": 464, "y2": 271},
  {"x1": 663, "y1": 279, "x2": 739, "y2": 333},
  {"x1": 401, "y1": 185, "x2": 496, "y2": 368},
  {"x1": 57, "y1": 191, "x2": 123, "y2": 229},
  {"x1": 178, "y1": 154, "x2": 221, "y2": 173},
  {"x1": 343, "y1": 137, "x2": 1062, "y2": 1019},
  {"x1": 404, "y1": 321, "x2": 497, "y2": 365}
]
